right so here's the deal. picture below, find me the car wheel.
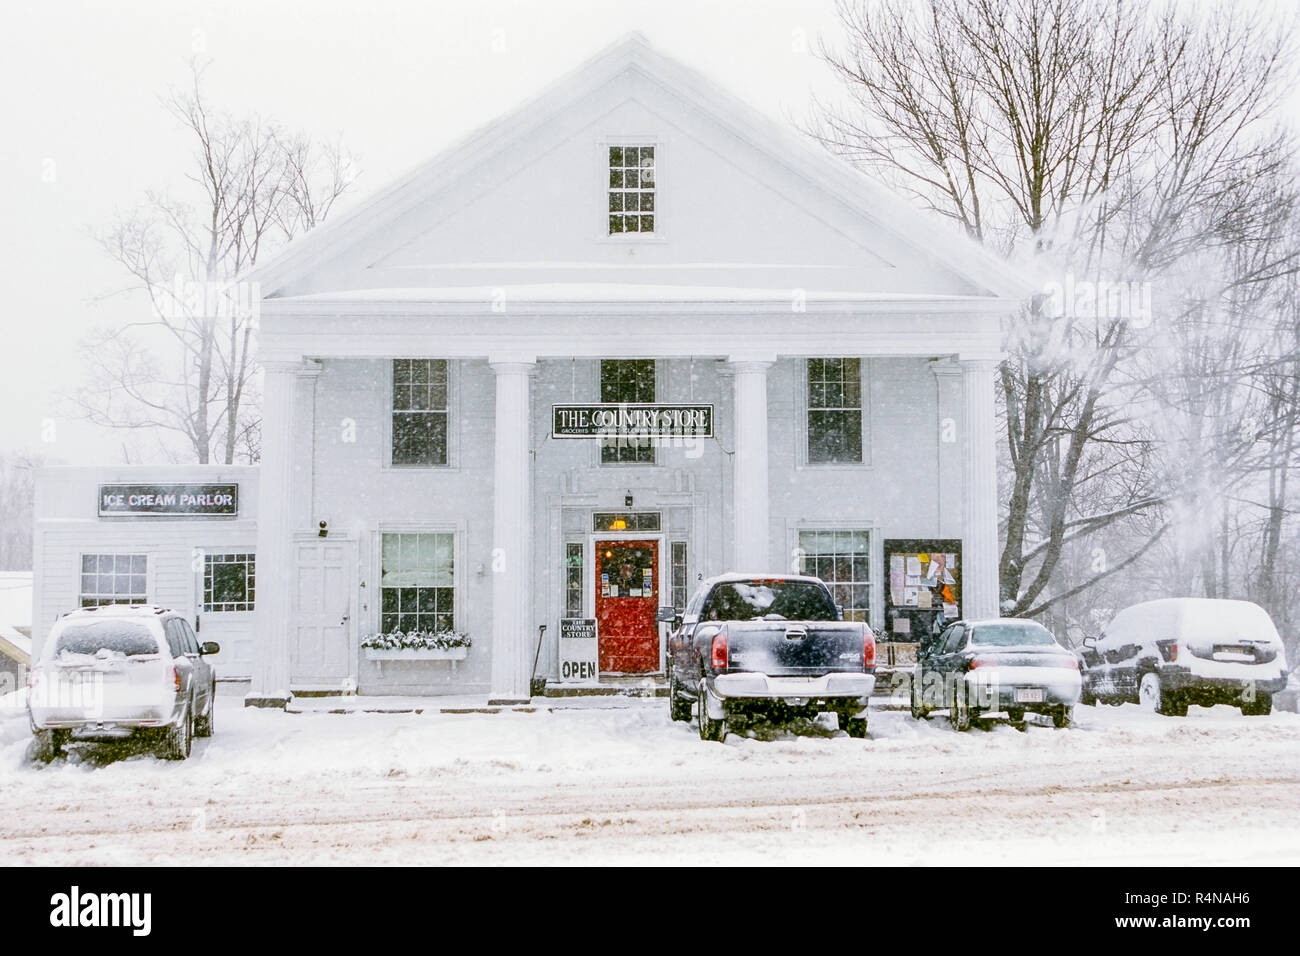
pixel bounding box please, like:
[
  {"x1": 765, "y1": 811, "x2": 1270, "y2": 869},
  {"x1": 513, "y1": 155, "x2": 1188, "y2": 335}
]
[
  {"x1": 949, "y1": 678, "x2": 971, "y2": 732},
  {"x1": 161, "y1": 703, "x2": 193, "y2": 760},
  {"x1": 1052, "y1": 705, "x2": 1074, "y2": 729},
  {"x1": 1139, "y1": 672, "x2": 1184, "y2": 717},
  {"x1": 1138, "y1": 672, "x2": 1161, "y2": 712},
  {"x1": 1241, "y1": 693, "x2": 1273, "y2": 716},
  {"x1": 910, "y1": 669, "x2": 928, "y2": 720},
  {"x1": 697, "y1": 680, "x2": 726, "y2": 742},
  {"x1": 195, "y1": 688, "x2": 215, "y2": 738},
  {"x1": 668, "y1": 672, "x2": 692, "y2": 722}
]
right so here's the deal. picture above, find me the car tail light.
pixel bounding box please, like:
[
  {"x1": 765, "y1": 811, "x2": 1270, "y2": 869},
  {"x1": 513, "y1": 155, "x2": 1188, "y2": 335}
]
[
  {"x1": 171, "y1": 667, "x2": 182, "y2": 693},
  {"x1": 1060, "y1": 656, "x2": 1080, "y2": 670},
  {"x1": 969, "y1": 658, "x2": 996, "y2": 669},
  {"x1": 710, "y1": 628, "x2": 728, "y2": 670},
  {"x1": 27, "y1": 670, "x2": 39, "y2": 690},
  {"x1": 863, "y1": 627, "x2": 876, "y2": 667}
]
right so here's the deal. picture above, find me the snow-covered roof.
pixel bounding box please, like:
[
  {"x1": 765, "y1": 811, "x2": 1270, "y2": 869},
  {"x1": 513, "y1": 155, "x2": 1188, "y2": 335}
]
[
  {"x1": 279, "y1": 285, "x2": 994, "y2": 305},
  {"x1": 0, "y1": 624, "x2": 29, "y2": 665}
]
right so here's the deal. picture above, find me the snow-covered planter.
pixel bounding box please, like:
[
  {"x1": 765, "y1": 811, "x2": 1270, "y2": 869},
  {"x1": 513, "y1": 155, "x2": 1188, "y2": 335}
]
[{"x1": 361, "y1": 630, "x2": 471, "y2": 662}]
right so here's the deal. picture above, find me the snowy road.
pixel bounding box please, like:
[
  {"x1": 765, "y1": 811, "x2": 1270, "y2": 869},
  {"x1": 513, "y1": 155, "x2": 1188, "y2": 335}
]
[{"x1": 2, "y1": 694, "x2": 1298, "y2": 865}]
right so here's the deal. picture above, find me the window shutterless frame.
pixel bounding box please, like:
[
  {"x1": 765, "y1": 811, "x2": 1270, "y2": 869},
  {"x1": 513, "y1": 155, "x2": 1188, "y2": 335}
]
[
  {"x1": 598, "y1": 137, "x2": 668, "y2": 243},
  {"x1": 787, "y1": 520, "x2": 883, "y2": 632},
  {"x1": 78, "y1": 553, "x2": 149, "y2": 607},
  {"x1": 370, "y1": 522, "x2": 465, "y2": 641},
  {"x1": 383, "y1": 358, "x2": 460, "y2": 470},
  {"x1": 796, "y1": 357, "x2": 872, "y2": 468},
  {"x1": 596, "y1": 358, "x2": 670, "y2": 467}
]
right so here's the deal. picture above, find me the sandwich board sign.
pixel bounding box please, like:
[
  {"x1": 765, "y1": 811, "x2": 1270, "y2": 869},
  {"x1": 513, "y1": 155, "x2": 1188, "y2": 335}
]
[{"x1": 558, "y1": 618, "x2": 599, "y2": 683}]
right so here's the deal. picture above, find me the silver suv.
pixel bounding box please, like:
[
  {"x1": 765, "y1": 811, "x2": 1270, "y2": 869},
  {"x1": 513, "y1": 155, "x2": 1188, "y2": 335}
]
[{"x1": 28, "y1": 605, "x2": 219, "y2": 761}]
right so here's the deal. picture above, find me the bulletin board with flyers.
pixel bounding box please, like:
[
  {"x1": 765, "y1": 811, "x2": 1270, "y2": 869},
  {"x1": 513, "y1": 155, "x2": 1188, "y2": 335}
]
[{"x1": 883, "y1": 538, "x2": 962, "y2": 640}]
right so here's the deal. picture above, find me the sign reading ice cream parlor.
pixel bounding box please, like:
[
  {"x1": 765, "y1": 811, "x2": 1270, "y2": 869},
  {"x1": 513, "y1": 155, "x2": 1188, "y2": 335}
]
[{"x1": 98, "y1": 483, "x2": 239, "y2": 517}]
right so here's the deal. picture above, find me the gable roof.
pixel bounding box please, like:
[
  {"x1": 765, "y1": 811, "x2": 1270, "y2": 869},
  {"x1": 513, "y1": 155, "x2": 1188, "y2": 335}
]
[{"x1": 245, "y1": 32, "x2": 1032, "y2": 303}]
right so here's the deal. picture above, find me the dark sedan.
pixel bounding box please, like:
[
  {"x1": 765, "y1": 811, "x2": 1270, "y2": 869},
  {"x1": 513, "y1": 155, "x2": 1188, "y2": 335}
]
[{"x1": 910, "y1": 618, "x2": 1082, "y2": 729}]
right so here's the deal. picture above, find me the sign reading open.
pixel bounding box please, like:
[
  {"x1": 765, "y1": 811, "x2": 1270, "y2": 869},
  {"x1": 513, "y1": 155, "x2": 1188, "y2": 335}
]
[{"x1": 558, "y1": 618, "x2": 599, "y2": 683}]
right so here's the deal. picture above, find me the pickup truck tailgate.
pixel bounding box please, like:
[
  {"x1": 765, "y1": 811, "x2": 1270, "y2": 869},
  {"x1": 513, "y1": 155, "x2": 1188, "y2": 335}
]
[{"x1": 726, "y1": 621, "x2": 867, "y2": 675}]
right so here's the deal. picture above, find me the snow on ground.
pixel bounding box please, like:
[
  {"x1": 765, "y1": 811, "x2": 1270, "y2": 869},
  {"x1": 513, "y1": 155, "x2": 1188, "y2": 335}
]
[{"x1": 1, "y1": 689, "x2": 1298, "y2": 865}]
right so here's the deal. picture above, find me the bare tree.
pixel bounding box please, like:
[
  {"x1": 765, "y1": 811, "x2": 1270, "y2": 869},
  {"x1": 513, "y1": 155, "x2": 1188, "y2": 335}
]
[
  {"x1": 812, "y1": 0, "x2": 1299, "y2": 617},
  {"x1": 77, "y1": 60, "x2": 356, "y2": 464}
]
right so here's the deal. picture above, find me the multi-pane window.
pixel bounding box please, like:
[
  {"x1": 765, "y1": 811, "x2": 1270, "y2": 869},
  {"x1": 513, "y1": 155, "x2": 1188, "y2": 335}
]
[
  {"x1": 380, "y1": 532, "x2": 455, "y2": 634},
  {"x1": 564, "y1": 543, "x2": 584, "y2": 618},
  {"x1": 204, "y1": 553, "x2": 255, "y2": 612},
  {"x1": 392, "y1": 359, "x2": 449, "y2": 466},
  {"x1": 799, "y1": 530, "x2": 872, "y2": 623},
  {"x1": 671, "y1": 541, "x2": 688, "y2": 613},
  {"x1": 79, "y1": 554, "x2": 147, "y2": 607},
  {"x1": 608, "y1": 146, "x2": 655, "y2": 235},
  {"x1": 807, "y1": 358, "x2": 864, "y2": 464},
  {"x1": 600, "y1": 359, "x2": 656, "y2": 464}
]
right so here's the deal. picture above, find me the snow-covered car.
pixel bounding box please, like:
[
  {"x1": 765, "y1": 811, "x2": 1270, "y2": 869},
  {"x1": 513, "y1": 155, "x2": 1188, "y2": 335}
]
[
  {"x1": 1078, "y1": 598, "x2": 1288, "y2": 716},
  {"x1": 911, "y1": 618, "x2": 1081, "y2": 729},
  {"x1": 663, "y1": 573, "x2": 876, "y2": 741},
  {"x1": 27, "y1": 604, "x2": 219, "y2": 761}
]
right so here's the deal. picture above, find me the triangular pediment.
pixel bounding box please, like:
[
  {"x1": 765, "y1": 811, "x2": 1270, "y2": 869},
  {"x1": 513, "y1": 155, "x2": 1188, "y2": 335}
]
[{"x1": 250, "y1": 35, "x2": 1030, "y2": 305}]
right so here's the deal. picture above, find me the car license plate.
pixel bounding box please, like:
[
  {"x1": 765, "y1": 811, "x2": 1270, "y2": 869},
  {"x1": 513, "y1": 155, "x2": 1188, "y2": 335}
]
[
  {"x1": 1217, "y1": 645, "x2": 1250, "y2": 657},
  {"x1": 1015, "y1": 688, "x2": 1044, "y2": 703}
]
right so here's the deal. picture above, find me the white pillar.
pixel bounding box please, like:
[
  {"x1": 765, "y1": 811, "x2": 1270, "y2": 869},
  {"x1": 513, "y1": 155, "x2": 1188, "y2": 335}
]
[
  {"x1": 291, "y1": 361, "x2": 322, "y2": 531},
  {"x1": 489, "y1": 359, "x2": 536, "y2": 703},
  {"x1": 962, "y1": 357, "x2": 1001, "y2": 620},
  {"x1": 929, "y1": 357, "x2": 963, "y2": 536},
  {"x1": 246, "y1": 360, "x2": 305, "y2": 708},
  {"x1": 729, "y1": 358, "x2": 773, "y2": 571}
]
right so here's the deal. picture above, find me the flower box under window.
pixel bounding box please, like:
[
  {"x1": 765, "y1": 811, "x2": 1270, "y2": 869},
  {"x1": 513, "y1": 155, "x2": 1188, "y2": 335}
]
[
  {"x1": 362, "y1": 646, "x2": 468, "y2": 662},
  {"x1": 361, "y1": 630, "x2": 471, "y2": 664}
]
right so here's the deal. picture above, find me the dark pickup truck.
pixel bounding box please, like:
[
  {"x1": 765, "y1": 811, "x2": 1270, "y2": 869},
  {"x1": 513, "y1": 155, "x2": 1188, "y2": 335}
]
[{"x1": 662, "y1": 573, "x2": 877, "y2": 741}]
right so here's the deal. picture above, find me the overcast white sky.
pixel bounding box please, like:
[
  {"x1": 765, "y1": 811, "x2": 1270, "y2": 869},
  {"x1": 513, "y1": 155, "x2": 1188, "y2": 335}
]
[{"x1": 0, "y1": 1, "x2": 1295, "y2": 466}]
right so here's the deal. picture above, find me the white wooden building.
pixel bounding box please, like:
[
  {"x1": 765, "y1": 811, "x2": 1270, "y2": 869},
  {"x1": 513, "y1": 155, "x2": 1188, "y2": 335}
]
[{"x1": 33, "y1": 36, "x2": 1026, "y2": 705}]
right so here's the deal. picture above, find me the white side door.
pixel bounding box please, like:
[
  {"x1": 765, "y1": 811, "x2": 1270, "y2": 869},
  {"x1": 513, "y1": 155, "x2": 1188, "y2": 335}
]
[
  {"x1": 193, "y1": 547, "x2": 257, "y2": 680},
  {"x1": 291, "y1": 537, "x2": 356, "y2": 687}
]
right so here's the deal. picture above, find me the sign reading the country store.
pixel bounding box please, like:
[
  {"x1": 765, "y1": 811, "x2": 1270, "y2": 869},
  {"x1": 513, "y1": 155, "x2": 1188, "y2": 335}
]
[
  {"x1": 98, "y1": 483, "x2": 239, "y2": 517},
  {"x1": 552, "y1": 403, "x2": 713, "y2": 439},
  {"x1": 558, "y1": 618, "x2": 599, "y2": 683}
]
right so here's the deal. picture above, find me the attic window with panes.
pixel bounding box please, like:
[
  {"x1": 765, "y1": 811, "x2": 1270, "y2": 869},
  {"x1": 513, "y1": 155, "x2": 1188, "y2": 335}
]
[{"x1": 608, "y1": 146, "x2": 655, "y2": 234}]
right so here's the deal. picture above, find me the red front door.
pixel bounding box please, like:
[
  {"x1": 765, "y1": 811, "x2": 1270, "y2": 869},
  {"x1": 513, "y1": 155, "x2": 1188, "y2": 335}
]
[{"x1": 595, "y1": 540, "x2": 660, "y2": 673}]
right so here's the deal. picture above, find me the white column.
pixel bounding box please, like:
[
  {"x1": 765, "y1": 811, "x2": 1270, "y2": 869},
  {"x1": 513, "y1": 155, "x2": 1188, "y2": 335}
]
[
  {"x1": 729, "y1": 358, "x2": 773, "y2": 571},
  {"x1": 929, "y1": 357, "x2": 963, "y2": 536},
  {"x1": 489, "y1": 359, "x2": 536, "y2": 703},
  {"x1": 962, "y1": 358, "x2": 1001, "y2": 620},
  {"x1": 291, "y1": 361, "x2": 322, "y2": 531},
  {"x1": 246, "y1": 360, "x2": 304, "y2": 708}
]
